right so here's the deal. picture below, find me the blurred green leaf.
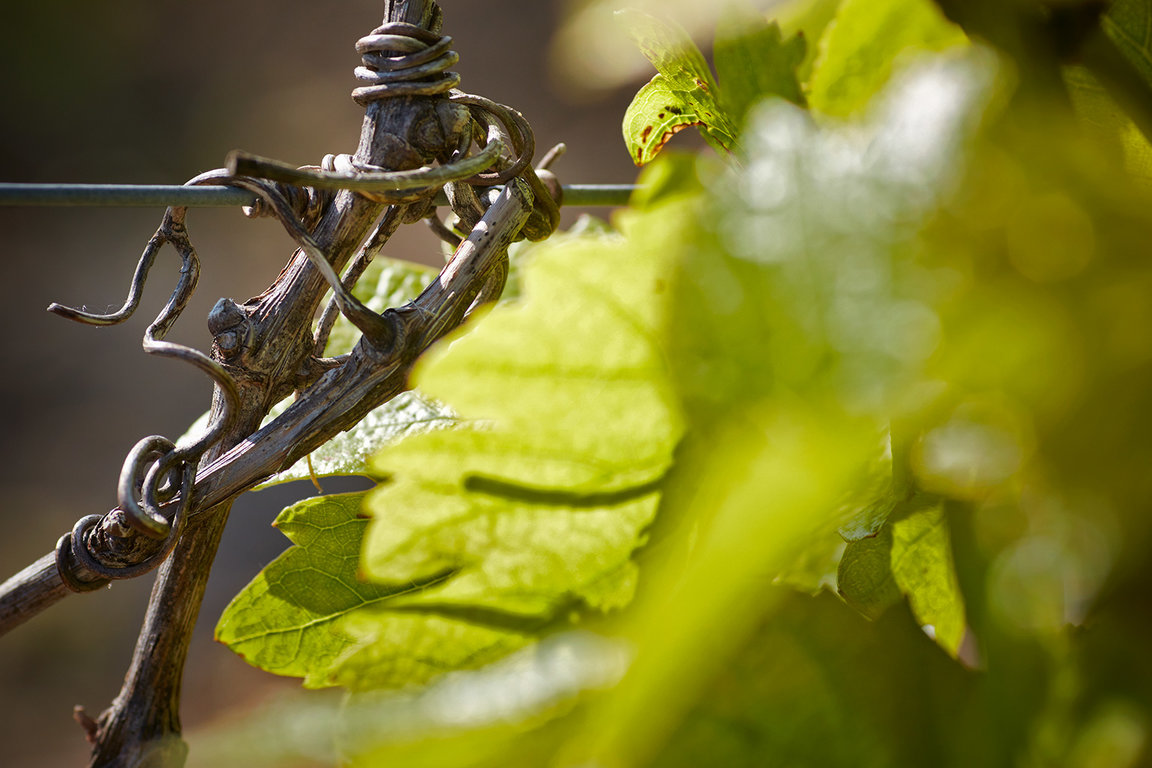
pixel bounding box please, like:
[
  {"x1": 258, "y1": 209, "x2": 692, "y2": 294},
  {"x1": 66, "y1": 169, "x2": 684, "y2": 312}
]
[
  {"x1": 714, "y1": 8, "x2": 807, "y2": 128},
  {"x1": 670, "y1": 52, "x2": 993, "y2": 425},
  {"x1": 619, "y1": 10, "x2": 737, "y2": 163},
  {"x1": 503, "y1": 213, "x2": 611, "y2": 299},
  {"x1": 560, "y1": 406, "x2": 886, "y2": 768},
  {"x1": 1065, "y1": 65, "x2": 1152, "y2": 183},
  {"x1": 651, "y1": 592, "x2": 974, "y2": 768},
  {"x1": 771, "y1": 0, "x2": 846, "y2": 83},
  {"x1": 807, "y1": 0, "x2": 967, "y2": 116}
]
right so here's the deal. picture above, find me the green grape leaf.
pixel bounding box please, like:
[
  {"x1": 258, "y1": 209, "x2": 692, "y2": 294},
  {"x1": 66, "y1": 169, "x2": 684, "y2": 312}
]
[
  {"x1": 619, "y1": 10, "x2": 737, "y2": 163},
  {"x1": 1103, "y1": 0, "x2": 1152, "y2": 91},
  {"x1": 360, "y1": 229, "x2": 683, "y2": 625},
  {"x1": 714, "y1": 9, "x2": 807, "y2": 130},
  {"x1": 221, "y1": 228, "x2": 683, "y2": 692},
  {"x1": 215, "y1": 492, "x2": 530, "y2": 690},
  {"x1": 839, "y1": 499, "x2": 965, "y2": 655},
  {"x1": 807, "y1": 0, "x2": 967, "y2": 117}
]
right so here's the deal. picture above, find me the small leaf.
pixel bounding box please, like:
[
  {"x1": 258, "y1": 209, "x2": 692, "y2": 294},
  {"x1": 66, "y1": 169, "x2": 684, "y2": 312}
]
[
  {"x1": 889, "y1": 501, "x2": 965, "y2": 655},
  {"x1": 618, "y1": 10, "x2": 738, "y2": 163},
  {"x1": 624, "y1": 75, "x2": 723, "y2": 165},
  {"x1": 838, "y1": 524, "x2": 902, "y2": 619},
  {"x1": 617, "y1": 8, "x2": 717, "y2": 90},
  {"x1": 838, "y1": 498, "x2": 966, "y2": 655}
]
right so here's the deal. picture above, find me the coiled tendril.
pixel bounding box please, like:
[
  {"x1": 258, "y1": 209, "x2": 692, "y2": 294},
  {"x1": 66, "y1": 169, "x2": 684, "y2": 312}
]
[{"x1": 352, "y1": 22, "x2": 460, "y2": 104}]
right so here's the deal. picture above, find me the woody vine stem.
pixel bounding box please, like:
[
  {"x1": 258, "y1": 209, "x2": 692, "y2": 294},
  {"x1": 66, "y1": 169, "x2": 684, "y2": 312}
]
[{"x1": 0, "y1": 1, "x2": 563, "y2": 765}]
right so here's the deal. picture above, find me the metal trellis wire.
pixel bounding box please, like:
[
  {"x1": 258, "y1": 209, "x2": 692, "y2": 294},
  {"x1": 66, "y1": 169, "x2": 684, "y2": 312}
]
[{"x1": 0, "y1": 182, "x2": 638, "y2": 208}]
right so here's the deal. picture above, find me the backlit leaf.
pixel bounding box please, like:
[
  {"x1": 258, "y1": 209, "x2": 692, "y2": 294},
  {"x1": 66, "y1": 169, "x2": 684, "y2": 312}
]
[
  {"x1": 221, "y1": 223, "x2": 683, "y2": 690},
  {"x1": 619, "y1": 10, "x2": 737, "y2": 163},
  {"x1": 360, "y1": 228, "x2": 683, "y2": 636}
]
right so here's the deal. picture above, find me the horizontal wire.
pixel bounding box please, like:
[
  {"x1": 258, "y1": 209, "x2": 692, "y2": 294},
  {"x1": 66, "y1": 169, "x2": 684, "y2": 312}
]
[{"x1": 0, "y1": 183, "x2": 638, "y2": 208}]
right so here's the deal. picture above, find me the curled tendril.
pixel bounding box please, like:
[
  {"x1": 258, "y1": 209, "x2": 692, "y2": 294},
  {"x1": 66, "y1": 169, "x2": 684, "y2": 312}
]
[
  {"x1": 352, "y1": 22, "x2": 460, "y2": 104},
  {"x1": 47, "y1": 176, "x2": 244, "y2": 582},
  {"x1": 118, "y1": 436, "x2": 182, "y2": 539},
  {"x1": 48, "y1": 209, "x2": 241, "y2": 465}
]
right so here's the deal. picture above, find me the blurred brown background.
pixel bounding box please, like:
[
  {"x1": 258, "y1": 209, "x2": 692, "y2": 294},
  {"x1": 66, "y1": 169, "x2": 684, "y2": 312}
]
[{"x1": 0, "y1": 1, "x2": 640, "y2": 764}]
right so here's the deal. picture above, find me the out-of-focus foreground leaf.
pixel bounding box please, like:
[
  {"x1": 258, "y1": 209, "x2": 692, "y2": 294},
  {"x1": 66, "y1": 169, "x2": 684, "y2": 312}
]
[
  {"x1": 1103, "y1": 0, "x2": 1152, "y2": 90},
  {"x1": 807, "y1": 0, "x2": 967, "y2": 116},
  {"x1": 1065, "y1": 0, "x2": 1152, "y2": 182}
]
